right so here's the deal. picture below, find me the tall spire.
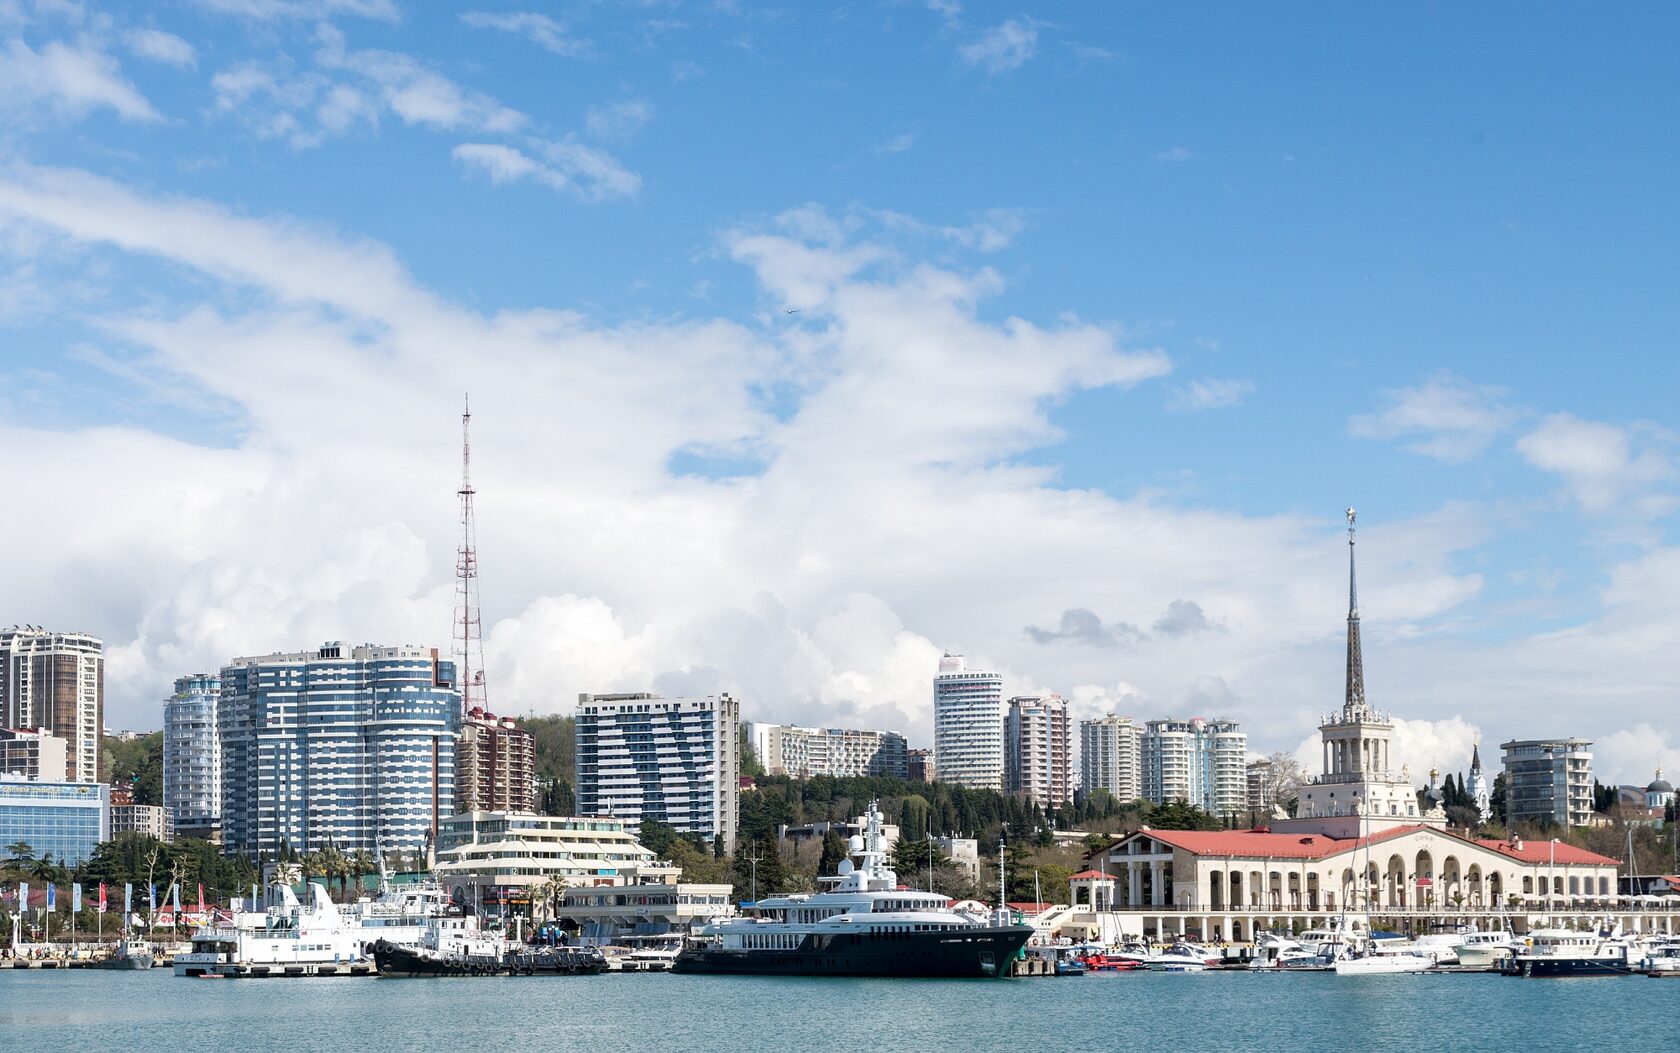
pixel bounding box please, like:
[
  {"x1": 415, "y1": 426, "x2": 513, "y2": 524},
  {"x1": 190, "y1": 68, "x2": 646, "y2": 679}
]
[
  {"x1": 455, "y1": 395, "x2": 487, "y2": 714},
  {"x1": 1344, "y1": 506, "x2": 1366, "y2": 716}
]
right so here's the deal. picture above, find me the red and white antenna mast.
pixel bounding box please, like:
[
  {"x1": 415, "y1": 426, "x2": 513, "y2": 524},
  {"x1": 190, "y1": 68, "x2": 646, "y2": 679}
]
[{"x1": 455, "y1": 395, "x2": 487, "y2": 714}]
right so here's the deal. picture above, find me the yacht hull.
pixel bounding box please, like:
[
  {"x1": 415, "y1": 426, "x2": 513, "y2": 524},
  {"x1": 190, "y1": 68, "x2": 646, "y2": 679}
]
[
  {"x1": 373, "y1": 940, "x2": 606, "y2": 978},
  {"x1": 1504, "y1": 956, "x2": 1634, "y2": 978},
  {"x1": 672, "y1": 926, "x2": 1030, "y2": 979}
]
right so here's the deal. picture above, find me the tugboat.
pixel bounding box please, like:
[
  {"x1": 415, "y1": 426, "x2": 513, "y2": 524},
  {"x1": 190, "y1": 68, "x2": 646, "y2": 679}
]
[
  {"x1": 673, "y1": 801, "x2": 1031, "y2": 978},
  {"x1": 373, "y1": 913, "x2": 606, "y2": 977}
]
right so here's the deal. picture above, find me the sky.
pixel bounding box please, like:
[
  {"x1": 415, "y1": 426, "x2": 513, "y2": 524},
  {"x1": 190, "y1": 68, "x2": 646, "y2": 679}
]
[{"x1": 1, "y1": 1, "x2": 1677, "y2": 786}]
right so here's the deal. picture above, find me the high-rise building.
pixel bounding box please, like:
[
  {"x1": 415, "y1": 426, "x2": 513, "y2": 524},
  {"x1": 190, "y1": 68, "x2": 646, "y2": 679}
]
[
  {"x1": 1005, "y1": 695, "x2": 1072, "y2": 808},
  {"x1": 906, "y1": 749, "x2": 935, "y2": 783},
  {"x1": 1080, "y1": 715, "x2": 1143, "y2": 802},
  {"x1": 0, "y1": 727, "x2": 69, "y2": 781},
  {"x1": 749, "y1": 723, "x2": 909, "y2": 779},
  {"x1": 0, "y1": 774, "x2": 109, "y2": 865},
  {"x1": 1142, "y1": 717, "x2": 1248, "y2": 817},
  {"x1": 218, "y1": 642, "x2": 461, "y2": 858},
  {"x1": 1501, "y1": 738, "x2": 1593, "y2": 828},
  {"x1": 455, "y1": 707, "x2": 536, "y2": 814},
  {"x1": 163, "y1": 672, "x2": 221, "y2": 835},
  {"x1": 932, "y1": 654, "x2": 1005, "y2": 790},
  {"x1": 1284, "y1": 508, "x2": 1442, "y2": 835},
  {"x1": 0, "y1": 628, "x2": 103, "y2": 783},
  {"x1": 576, "y1": 692, "x2": 739, "y2": 852}
]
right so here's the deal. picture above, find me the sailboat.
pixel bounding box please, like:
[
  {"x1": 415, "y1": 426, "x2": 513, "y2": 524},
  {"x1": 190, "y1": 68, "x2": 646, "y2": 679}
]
[{"x1": 1334, "y1": 809, "x2": 1431, "y2": 975}]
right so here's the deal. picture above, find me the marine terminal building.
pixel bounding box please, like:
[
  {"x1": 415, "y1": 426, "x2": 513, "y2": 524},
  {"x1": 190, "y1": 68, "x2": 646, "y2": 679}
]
[{"x1": 1065, "y1": 511, "x2": 1638, "y2": 942}]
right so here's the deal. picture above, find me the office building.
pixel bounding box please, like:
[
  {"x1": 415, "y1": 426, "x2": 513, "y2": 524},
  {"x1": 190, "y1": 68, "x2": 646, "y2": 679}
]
[
  {"x1": 932, "y1": 654, "x2": 1005, "y2": 790},
  {"x1": 750, "y1": 722, "x2": 909, "y2": 779},
  {"x1": 1246, "y1": 759, "x2": 1273, "y2": 813},
  {"x1": 1142, "y1": 717, "x2": 1248, "y2": 818},
  {"x1": 0, "y1": 774, "x2": 109, "y2": 865},
  {"x1": 1080, "y1": 715, "x2": 1143, "y2": 802},
  {"x1": 1501, "y1": 738, "x2": 1594, "y2": 828},
  {"x1": 576, "y1": 692, "x2": 739, "y2": 852},
  {"x1": 0, "y1": 727, "x2": 69, "y2": 781},
  {"x1": 163, "y1": 673, "x2": 221, "y2": 835},
  {"x1": 219, "y1": 642, "x2": 461, "y2": 858},
  {"x1": 0, "y1": 628, "x2": 103, "y2": 782},
  {"x1": 1005, "y1": 695, "x2": 1072, "y2": 808},
  {"x1": 906, "y1": 748, "x2": 935, "y2": 783},
  {"x1": 456, "y1": 707, "x2": 536, "y2": 814}
]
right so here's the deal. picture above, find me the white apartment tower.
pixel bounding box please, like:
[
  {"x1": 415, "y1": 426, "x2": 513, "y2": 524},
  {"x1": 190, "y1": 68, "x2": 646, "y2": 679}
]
[
  {"x1": 1080, "y1": 715, "x2": 1144, "y2": 802},
  {"x1": 1142, "y1": 717, "x2": 1249, "y2": 817},
  {"x1": 163, "y1": 672, "x2": 221, "y2": 834},
  {"x1": 1501, "y1": 738, "x2": 1593, "y2": 827},
  {"x1": 218, "y1": 642, "x2": 461, "y2": 858},
  {"x1": 932, "y1": 654, "x2": 1005, "y2": 790},
  {"x1": 0, "y1": 628, "x2": 103, "y2": 783},
  {"x1": 576, "y1": 692, "x2": 740, "y2": 853},
  {"x1": 1005, "y1": 695, "x2": 1072, "y2": 808}
]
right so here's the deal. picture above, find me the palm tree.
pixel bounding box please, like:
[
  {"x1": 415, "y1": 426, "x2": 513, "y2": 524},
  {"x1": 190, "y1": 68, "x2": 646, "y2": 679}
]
[{"x1": 348, "y1": 850, "x2": 376, "y2": 897}]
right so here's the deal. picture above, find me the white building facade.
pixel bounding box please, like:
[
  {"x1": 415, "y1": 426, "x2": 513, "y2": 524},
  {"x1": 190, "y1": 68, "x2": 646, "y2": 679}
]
[
  {"x1": 1005, "y1": 694, "x2": 1072, "y2": 808},
  {"x1": 163, "y1": 672, "x2": 221, "y2": 834},
  {"x1": 750, "y1": 722, "x2": 909, "y2": 779},
  {"x1": 218, "y1": 642, "x2": 461, "y2": 858},
  {"x1": 932, "y1": 654, "x2": 1005, "y2": 790},
  {"x1": 0, "y1": 628, "x2": 103, "y2": 783},
  {"x1": 1080, "y1": 715, "x2": 1143, "y2": 802},
  {"x1": 435, "y1": 811, "x2": 678, "y2": 916},
  {"x1": 576, "y1": 692, "x2": 740, "y2": 853},
  {"x1": 1141, "y1": 717, "x2": 1248, "y2": 818}
]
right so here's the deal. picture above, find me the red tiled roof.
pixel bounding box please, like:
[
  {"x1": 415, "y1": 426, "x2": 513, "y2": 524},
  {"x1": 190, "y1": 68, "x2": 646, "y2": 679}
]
[
  {"x1": 1007, "y1": 902, "x2": 1054, "y2": 913},
  {"x1": 1068, "y1": 870, "x2": 1114, "y2": 880},
  {"x1": 1475, "y1": 838, "x2": 1620, "y2": 866},
  {"x1": 1133, "y1": 825, "x2": 1427, "y2": 860}
]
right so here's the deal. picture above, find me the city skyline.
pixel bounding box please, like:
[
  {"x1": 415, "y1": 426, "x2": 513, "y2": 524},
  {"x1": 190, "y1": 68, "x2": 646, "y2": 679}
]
[{"x1": 2, "y1": 5, "x2": 1678, "y2": 784}]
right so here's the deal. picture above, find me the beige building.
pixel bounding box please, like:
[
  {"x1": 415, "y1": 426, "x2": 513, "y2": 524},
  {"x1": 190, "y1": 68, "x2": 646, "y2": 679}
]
[
  {"x1": 1080, "y1": 715, "x2": 1142, "y2": 802},
  {"x1": 1006, "y1": 695, "x2": 1072, "y2": 808},
  {"x1": 0, "y1": 727, "x2": 69, "y2": 781},
  {"x1": 0, "y1": 628, "x2": 103, "y2": 782},
  {"x1": 561, "y1": 881, "x2": 734, "y2": 941},
  {"x1": 456, "y1": 707, "x2": 536, "y2": 813}
]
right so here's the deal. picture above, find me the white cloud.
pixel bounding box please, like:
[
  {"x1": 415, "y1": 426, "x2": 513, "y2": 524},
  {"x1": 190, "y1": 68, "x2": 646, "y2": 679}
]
[
  {"x1": 192, "y1": 0, "x2": 398, "y2": 20},
  {"x1": 461, "y1": 11, "x2": 591, "y2": 57},
  {"x1": 1152, "y1": 146, "x2": 1192, "y2": 163},
  {"x1": 125, "y1": 28, "x2": 196, "y2": 68},
  {"x1": 1170, "y1": 377, "x2": 1253, "y2": 411},
  {"x1": 875, "y1": 130, "x2": 917, "y2": 155},
  {"x1": 1350, "y1": 373, "x2": 1519, "y2": 462},
  {"x1": 1593, "y1": 724, "x2": 1680, "y2": 789},
  {"x1": 0, "y1": 37, "x2": 160, "y2": 124},
  {"x1": 1516, "y1": 412, "x2": 1674, "y2": 513},
  {"x1": 958, "y1": 18, "x2": 1036, "y2": 74},
  {"x1": 316, "y1": 29, "x2": 525, "y2": 134},
  {"x1": 926, "y1": 0, "x2": 961, "y2": 22},
  {"x1": 3, "y1": 171, "x2": 1675, "y2": 767},
  {"x1": 453, "y1": 138, "x2": 641, "y2": 201},
  {"x1": 584, "y1": 99, "x2": 650, "y2": 142}
]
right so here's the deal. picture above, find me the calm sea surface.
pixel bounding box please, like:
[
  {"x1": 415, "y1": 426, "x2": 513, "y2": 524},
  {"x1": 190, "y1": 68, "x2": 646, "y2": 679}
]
[{"x1": 1, "y1": 968, "x2": 1673, "y2": 1053}]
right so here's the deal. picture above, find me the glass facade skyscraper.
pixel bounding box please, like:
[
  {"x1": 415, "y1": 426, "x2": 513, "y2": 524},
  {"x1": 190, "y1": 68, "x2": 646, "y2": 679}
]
[{"x1": 0, "y1": 775, "x2": 109, "y2": 865}]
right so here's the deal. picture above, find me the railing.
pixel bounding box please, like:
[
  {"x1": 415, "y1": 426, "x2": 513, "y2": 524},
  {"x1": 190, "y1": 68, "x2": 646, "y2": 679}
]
[{"x1": 1097, "y1": 900, "x2": 1680, "y2": 915}]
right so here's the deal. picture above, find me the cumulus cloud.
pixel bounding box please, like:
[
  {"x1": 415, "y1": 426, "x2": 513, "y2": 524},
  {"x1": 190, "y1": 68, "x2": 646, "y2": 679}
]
[
  {"x1": 453, "y1": 138, "x2": 640, "y2": 201},
  {"x1": 1349, "y1": 373, "x2": 1518, "y2": 462},
  {"x1": 959, "y1": 18, "x2": 1036, "y2": 73},
  {"x1": 461, "y1": 11, "x2": 591, "y2": 57},
  {"x1": 126, "y1": 28, "x2": 197, "y2": 69},
  {"x1": 0, "y1": 38, "x2": 160, "y2": 124},
  {"x1": 1025, "y1": 608, "x2": 1142, "y2": 649},
  {"x1": 1170, "y1": 377, "x2": 1253, "y2": 411},
  {"x1": 1516, "y1": 412, "x2": 1674, "y2": 514},
  {"x1": 1153, "y1": 599, "x2": 1216, "y2": 637}
]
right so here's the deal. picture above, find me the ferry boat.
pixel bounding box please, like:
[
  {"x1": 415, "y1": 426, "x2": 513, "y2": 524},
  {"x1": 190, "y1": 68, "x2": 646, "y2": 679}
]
[
  {"x1": 173, "y1": 883, "x2": 370, "y2": 977},
  {"x1": 1502, "y1": 929, "x2": 1637, "y2": 978},
  {"x1": 673, "y1": 803, "x2": 1031, "y2": 978}
]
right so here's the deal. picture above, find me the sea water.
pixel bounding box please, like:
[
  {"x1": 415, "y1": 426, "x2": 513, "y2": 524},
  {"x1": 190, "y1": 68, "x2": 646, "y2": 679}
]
[{"x1": 1, "y1": 968, "x2": 1671, "y2": 1053}]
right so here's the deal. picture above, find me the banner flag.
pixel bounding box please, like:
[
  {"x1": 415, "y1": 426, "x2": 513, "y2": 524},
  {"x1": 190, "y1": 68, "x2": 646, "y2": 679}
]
[
  {"x1": 124, "y1": 883, "x2": 133, "y2": 917},
  {"x1": 148, "y1": 884, "x2": 156, "y2": 915},
  {"x1": 18, "y1": 882, "x2": 26, "y2": 912},
  {"x1": 171, "y1": 883, "x2": 181, "y2": 917},
  {"x1": 72, "y1": 882, "x2": 82, "y2": 913},
  {"x1": 196, "y1": 883, "x2": 205, "y2": 915},
  {"x1": 46, "y1": 884, "x2": 56, "y2": 910},
  {"x1": 99, "y1": 882, "x2": 108, "y2": 913}
]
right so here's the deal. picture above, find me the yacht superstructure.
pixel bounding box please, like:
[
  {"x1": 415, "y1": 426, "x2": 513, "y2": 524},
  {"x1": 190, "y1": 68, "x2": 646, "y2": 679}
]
[{"x1": 674, "y1": 803, "x2": 1030, "y2": 978}]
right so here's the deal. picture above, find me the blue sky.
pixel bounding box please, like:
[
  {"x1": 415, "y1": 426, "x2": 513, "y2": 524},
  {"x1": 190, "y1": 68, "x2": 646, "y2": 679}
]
[{"x1": 2, "y1": 1, "x2": 1678, "y2": 781}]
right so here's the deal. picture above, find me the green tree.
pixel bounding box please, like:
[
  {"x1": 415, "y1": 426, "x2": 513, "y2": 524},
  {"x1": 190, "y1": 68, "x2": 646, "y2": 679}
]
[
  {"x1": 817, "y1": 830, "x2": 849, "y2": 877},
  {"x1": 6, "y1": 841, "x2": 34, "y2": 867},
  {"x1": 731, "y1": 836, "x2": 787, "y2": 902},
  {"x1": 1144, "y1": 800, "x2": 1222, "y2": 831}
]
